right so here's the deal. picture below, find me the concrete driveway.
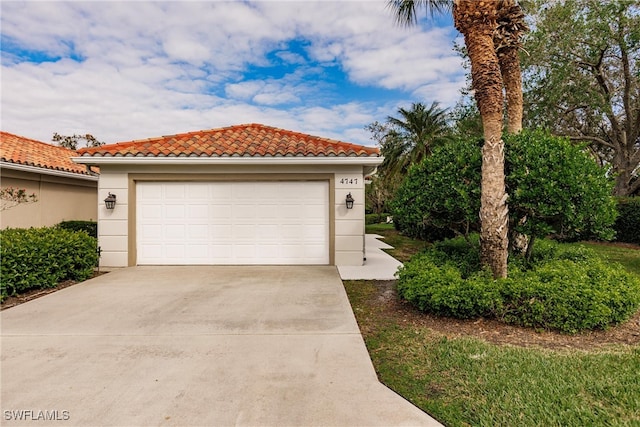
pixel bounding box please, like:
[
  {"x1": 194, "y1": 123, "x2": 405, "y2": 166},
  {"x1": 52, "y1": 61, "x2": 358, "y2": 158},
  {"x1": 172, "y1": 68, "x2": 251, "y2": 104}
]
[{"x1": 1, "y1": 266, "x2": 441, "y2": 426}]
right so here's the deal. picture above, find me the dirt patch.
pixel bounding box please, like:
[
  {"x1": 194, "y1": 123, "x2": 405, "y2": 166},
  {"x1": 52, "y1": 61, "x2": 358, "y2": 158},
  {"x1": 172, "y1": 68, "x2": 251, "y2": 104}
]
[
  {"x1": 1, "y1": 272, "x2": 107, "y2": 311},
  {"x1": 370, "y1": 280, "x2": 640, "y2": 351}
]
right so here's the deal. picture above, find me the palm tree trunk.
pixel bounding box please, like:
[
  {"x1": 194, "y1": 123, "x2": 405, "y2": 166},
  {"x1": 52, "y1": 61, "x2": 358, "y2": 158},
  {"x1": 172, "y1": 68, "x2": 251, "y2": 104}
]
[
  {"x1": 454, "y1": 0, "x2": 509, "y2": 278},
  {"x1": 498, "y1": 47, "x2": 523, "y2": 134},
  {"x1": 495, "y1": 1, "x2": 527, "y2": 134}
]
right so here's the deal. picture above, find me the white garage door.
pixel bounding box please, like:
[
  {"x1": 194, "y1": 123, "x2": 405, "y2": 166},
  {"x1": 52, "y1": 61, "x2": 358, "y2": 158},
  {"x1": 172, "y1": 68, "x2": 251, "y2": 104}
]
[{"x1": 136, "y1": 181, "x2": 329, "y2": 265}]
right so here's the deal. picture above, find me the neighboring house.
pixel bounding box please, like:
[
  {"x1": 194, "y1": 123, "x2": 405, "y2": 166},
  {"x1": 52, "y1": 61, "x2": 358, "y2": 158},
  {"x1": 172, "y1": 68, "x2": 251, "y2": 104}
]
[
  {"x1": 0, "y1": 131, "x2": 98, "y2": 229},
  {"x1": 74, "y1": 123, "x2": 383, "y2": 267}
]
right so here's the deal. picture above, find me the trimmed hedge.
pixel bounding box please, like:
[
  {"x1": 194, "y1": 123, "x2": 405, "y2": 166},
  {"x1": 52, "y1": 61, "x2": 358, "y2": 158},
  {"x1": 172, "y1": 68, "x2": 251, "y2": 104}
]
[
  {"x1": 397, "y1": 237, "x2": 640, "y2": 333},
  {"x1": 57, "y1": 220, "x2": 98, "y2": 238},
  {"x1": 0, "y1": 227, "x2": 98, "y2": 300},
  {"x1": 614, "y1": 198, "x2": 640, "y2": 244}
]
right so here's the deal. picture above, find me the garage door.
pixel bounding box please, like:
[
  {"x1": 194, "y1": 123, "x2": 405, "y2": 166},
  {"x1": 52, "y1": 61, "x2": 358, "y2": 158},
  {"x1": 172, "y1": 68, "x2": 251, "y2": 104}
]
[{"x1": 136, "y1": 181, "x2": 329, "y2": 265}]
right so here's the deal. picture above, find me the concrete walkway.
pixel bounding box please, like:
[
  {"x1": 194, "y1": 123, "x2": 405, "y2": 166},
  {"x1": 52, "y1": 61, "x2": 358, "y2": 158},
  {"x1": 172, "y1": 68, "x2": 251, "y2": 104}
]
[
  {"x1": 1, "y1": 266, "x2": 440, "y2": 426},
  {"x1": 338, "y1": 234, "x2": 403, "y2": 280}
]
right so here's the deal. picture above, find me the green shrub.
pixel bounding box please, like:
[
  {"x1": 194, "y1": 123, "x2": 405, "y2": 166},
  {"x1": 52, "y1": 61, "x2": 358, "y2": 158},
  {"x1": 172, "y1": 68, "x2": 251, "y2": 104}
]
[
  {"x1": 365, "y1": 213, "x2": 391, "y2": 225},
  {"x1": 501, "y1": 258, "x2": 640, "y2": 333},
  {"x1": 0, "y1": 227, "x2": 98, "y2": 300},
  {"x1": 391, "y1": 130, "x2": 617, "y2": 247},
  {"x1": 614, "y1": 198, "x2": 640, "y2": 244},
  {"x1": 57, "y1": 220, "x2": 98, "y2": 238},
  {"x1": 390, "y1": 138, "x2": 481, "y2": 240},
  {"x1": 397, "y1": 237, "x2": 640, "y2": 333}
]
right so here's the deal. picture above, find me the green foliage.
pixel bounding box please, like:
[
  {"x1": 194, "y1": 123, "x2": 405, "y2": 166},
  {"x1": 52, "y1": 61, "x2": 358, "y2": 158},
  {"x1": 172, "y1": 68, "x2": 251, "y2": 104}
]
[
  {"x1": 390, "y1": 137, "x2": 481, "y2": 239},
  {"x1": 57, "y1": 220, "x2": 98, "y2": 238},
  {"x1": 0, "y1": 227, "x2": 98, "y2": 300},
  {"x1": 397, "y1": 237, "x2": 640, "y2": 333},
  {"x1": 501, "y1": 258, "x2": 640, "y2": 333},
  {"x1": 506, "y1": 130, "x2": 617, "y2": 242},
  {"x1": 614, "y1": 197, "x2": 640, "y2": 244},
  {"x1": 523, "y1": 0, "x2": 640, "y2": 196},
  {"x1": 366, "y1": 102, "x2": 453, "y2": 214},
  {"x1": 392, "y1": 130, "x2": 618, "y2": 247},
  {"x1": 365, "y1": 213, "x2": 391, "y2": 225}
]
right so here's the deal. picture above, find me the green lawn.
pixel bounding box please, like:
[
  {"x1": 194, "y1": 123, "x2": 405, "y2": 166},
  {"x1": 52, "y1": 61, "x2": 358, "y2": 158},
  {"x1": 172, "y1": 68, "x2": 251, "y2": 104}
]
[
  {"x1": 366, "y1": 223, "x2": 429, "y2": 262},
  {"x1": 576, "y1": 242, "x2": 640, "y2": 276},
  {"x1": 347, "y1": 226, "x2": 640, "y2": 426}
]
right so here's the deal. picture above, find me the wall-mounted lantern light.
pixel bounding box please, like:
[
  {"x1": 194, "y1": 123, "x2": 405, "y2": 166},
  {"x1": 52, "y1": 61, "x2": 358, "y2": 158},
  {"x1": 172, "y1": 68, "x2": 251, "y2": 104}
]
[
  {"x1": 104, "y1": 192, "x2": 117, "y2": 210},
  {"x1": 345, "y1": 192, "x2": 355, "y2": 209}
]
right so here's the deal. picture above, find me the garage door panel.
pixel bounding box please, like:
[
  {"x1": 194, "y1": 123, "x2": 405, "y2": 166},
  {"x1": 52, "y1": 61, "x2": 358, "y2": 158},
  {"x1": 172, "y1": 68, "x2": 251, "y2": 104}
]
[
  {"x1": 260, "y1": 205, "x2": 279, "y2": 219},
  {"x1": 187, "y1": 224, "x2": 208, "y2": 239},
  {"x1": 211, "y1": 224, "x2": 233, "y2": 238},
  {"x1": 280, "y1": 224, "x2": 302, "y2": 239},
  {"x1": 187, "y1": 205, "x2": 208, "y2": 219},
  {"x1": 257, "y1": 225, "x2": 279, "y2": 240},
  {"x1": 211, "y1": 204, "x2": 231, "y2": 218},
  {"x1": 187, "y1": 183, "x2": 209, "y2": 198},
  {"x1": 140, "y1": 204, "x2": 162, "y2": 219},
  {"x1": 137, "y1": 181, "x2": 329, "y2": 265},
  {"x1": 164, "y1": 205, "x2": 185, "y2": 219},
  {"x1": 304, "y1": 244, "x2": 327, "y2": 259},
  {"x1": 234, "y1": 205, "x2": 257, "y2": 219},
  {"x1": 185, "y1": 244, "x2": 208, "y2": 259}
]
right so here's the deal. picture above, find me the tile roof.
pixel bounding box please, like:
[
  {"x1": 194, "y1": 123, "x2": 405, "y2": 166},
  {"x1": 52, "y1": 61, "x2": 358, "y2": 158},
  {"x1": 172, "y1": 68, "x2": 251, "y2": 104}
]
[
  {"x1": 77, "y1": 124, "x2": 380, "y2": 158},
  {"x1": 1, "y1": 131, "x2": 94, "y2": 176}
]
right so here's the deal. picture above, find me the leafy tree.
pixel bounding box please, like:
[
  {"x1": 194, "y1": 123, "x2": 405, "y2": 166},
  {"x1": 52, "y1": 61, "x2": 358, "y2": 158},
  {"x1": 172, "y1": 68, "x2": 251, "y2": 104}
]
[
  {"x1": 450, "y1": 100, "x2": 483, "y2": 140},
  {"x1": 52, "y1": 133, "x2": 105, "y2": 150},
  {"x1": 391, "y1": 136, "x2": 481, "y2": 242},
  {"x1": 385, "y1": 101, "x2": 451, "y2": 166},
  {"x1": 366, "y1": 101, "x2": 451, "y2": 211},
  {"x1": 0, "y1": 187, "x2": 38, "y2": 211},
  {"x1": 522, "y1": 0, "x2": 640, "y2": 196},
  {"x1": 365, "y1": 175, "x2": 392, "y2": 216},
  {"x1": 391, "y1": 130, "x2": 617, "y2": 260},
  {"x1": 506, "y1": 130, "x2": 617, "y2": 259},
  {"x1": 389, "y1": 0, "x2": 529, "y2": 277}
]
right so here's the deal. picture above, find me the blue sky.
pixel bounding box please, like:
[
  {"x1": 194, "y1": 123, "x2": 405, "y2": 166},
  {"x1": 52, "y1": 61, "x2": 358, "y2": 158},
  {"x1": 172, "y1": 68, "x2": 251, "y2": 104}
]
[{"x1": 1, "y1": 1, "x2": 465, "y2": 147}]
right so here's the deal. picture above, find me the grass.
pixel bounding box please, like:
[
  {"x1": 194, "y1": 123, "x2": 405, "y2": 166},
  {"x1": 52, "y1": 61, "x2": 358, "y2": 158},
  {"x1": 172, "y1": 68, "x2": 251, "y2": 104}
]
[
  {"x1": 366, "y1": 323, "x2": 640, "y2": 426},
  {"x1": 347, "y1": 225, "x2": 640, "y2": 426},
  {"x1": 576, "y1": 242, "x2": 640, "y2": 276},
  {"x1": 366, "y1": 223, "x2": 429, "y2": 262}
]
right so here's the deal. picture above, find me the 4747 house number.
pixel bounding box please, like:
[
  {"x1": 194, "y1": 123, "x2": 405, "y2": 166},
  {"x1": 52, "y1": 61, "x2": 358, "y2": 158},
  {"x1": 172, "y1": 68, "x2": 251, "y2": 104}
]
[{"x1": 339, "y1": 178, "x2": 359, "y2": 185}]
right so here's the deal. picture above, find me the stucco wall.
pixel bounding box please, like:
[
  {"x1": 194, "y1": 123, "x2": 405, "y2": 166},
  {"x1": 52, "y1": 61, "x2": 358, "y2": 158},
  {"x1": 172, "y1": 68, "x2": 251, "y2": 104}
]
[
  {"x1": 95, "y1": 164, "x2": 366, "y2": 267},
  {"x1": 0, "y1": 169, "x2": 98, "y2": 229}
]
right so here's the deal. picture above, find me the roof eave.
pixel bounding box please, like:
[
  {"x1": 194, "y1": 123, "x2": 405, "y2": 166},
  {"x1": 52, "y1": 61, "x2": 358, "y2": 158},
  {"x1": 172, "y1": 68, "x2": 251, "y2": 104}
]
[
  {"x1": 72, "y1": 156, "x2": 384, "y2": 167},
  {"x1": 1, "y1": 161, "x2": 99, "y2": 181}
]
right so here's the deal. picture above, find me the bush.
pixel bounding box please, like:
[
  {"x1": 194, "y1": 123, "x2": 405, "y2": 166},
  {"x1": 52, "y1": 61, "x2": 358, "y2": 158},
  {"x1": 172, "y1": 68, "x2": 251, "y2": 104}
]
[
  {"x1": 57, "y1": 220, "x2": 98, "y2": 238},
  {"x1": 391, "y1": 130, "x2": 618, "y2": 247},
  {"x1": 614, "y1": 198, "x2": 640, "y2": 244},
  {"x1": 0, "y1": 227, "x2": 98, "y2": 300},
  {"x1": 390, "y1": 138, "x2": 481, "y2": 240},
  {"x1": 365, "y1": 213, "x2": 391, "y2": 225},
  {"x1": 397, "y1": 237, "x2": 640, "y2": 333}
]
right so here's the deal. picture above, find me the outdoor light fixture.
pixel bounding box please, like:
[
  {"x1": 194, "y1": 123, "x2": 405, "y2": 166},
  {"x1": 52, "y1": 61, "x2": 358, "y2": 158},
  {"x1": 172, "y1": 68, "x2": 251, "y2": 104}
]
[
  {"x1": 345, "y1": 193, "x2": 355, "y2": 209},
  {"x1": 104, "y1": 192, "x2": 117, "y2": 210}
]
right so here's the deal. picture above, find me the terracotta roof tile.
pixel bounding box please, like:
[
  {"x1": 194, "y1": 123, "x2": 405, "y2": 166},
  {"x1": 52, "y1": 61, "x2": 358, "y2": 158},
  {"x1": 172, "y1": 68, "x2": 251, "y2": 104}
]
[
  {"x1": 78, "y1": 124, "x2": 380, "y2": 158},
  {"x1": 1, "y1": 131, "x2": 94, "y2": 176}
]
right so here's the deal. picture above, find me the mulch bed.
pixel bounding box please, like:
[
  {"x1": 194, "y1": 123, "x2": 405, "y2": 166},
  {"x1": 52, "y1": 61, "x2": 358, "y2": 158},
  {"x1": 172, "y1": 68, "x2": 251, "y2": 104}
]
[{"x1": 370, "y1": 280, "x2": 640, "y2": 351}]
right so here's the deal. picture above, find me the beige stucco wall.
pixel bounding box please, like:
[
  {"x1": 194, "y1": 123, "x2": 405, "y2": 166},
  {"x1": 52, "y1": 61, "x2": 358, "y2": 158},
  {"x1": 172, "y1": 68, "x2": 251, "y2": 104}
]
[
  {"x1": 0, "y1": 168, "x2": 98, "y2": 229},
  {"x1": 95, "y1": 164, "x2": 366, "y2": 268}
]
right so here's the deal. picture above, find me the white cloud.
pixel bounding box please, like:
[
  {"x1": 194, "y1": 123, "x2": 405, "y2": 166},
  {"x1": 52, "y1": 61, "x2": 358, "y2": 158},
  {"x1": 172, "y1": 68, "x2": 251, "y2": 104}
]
[{"x1": 1, "y1": 1, "x2": 466, "y2": 147}]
